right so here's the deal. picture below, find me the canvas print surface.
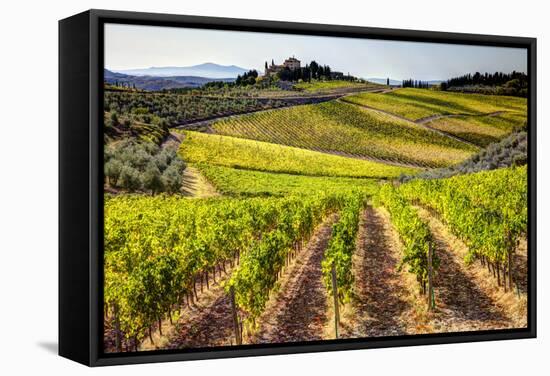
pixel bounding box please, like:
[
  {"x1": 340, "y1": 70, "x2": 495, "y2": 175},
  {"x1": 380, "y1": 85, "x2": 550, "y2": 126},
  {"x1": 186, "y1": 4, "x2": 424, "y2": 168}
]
[{"x1": 102, "y1": 23, "x2": 529, "y2": 353}]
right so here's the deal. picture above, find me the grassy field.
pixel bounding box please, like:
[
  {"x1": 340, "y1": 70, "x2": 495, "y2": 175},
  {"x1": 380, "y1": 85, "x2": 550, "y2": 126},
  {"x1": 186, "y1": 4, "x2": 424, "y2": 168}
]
[
  {"x1": 178, "y1": 131, "x2": 418, "y2": 178},
  {"x1": 342, "y1": 88, "x2": 527, "y2": 121},
  {"x1": 196, "y1": 164, "x2": 380, "y2": 197},
  {"x1": 294, "y1": 80, "x2": 381, "y2": 92},
  {"x1": 212, "y1": 100, "x2": 477, "y2": 167}
]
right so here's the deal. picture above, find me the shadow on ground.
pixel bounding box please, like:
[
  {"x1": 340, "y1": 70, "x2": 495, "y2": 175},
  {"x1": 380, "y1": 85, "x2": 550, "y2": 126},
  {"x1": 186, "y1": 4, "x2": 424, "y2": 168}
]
[{"x1": 37, "y1": 341, "x2": 58, "y2": 355}]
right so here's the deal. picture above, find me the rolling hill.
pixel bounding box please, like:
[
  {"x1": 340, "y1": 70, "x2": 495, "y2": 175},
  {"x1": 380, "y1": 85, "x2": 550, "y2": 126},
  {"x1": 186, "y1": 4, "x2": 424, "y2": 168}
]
[
  {"x1": 103, "y1": 69, "x2": 235, "y2": 90},
  {"x1": 111, "y1": 62, "x2": 250, "y2": 78}
]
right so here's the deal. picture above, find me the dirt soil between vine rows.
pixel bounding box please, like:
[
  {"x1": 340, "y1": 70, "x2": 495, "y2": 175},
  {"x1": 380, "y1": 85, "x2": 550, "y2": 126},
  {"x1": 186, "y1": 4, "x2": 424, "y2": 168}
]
[
  {"x1": 415, "y1": 206, "x2": 526, "y2": 331},
  {"x1": 249, "y1": 214, "x2": 339, "y2": 344},
  {"x1": 340, "y1": 206, "x2": 424, "y2": 338}
]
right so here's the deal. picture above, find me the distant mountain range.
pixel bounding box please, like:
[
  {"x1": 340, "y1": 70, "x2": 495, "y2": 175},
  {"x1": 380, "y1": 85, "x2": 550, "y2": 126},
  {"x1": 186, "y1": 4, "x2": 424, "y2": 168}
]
[
  {"x1": 104, "y1": 69, "x2": 235, "y2": 91},
  {"x1": 112, "y1": 63, "x2": 250, "y2": 79},
  {"x1": 366, "y1": 78, "x2": 444, "y2": 86}
]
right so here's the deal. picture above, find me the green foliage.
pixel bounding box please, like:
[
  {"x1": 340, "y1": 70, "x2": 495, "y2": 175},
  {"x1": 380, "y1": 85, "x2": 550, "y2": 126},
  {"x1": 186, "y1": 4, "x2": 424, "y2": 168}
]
[
  {"x1": 104, "y1": 159, "x2": 123, "y2": 186},
  {"x1": 110, "y1": 112, "x2": 119, "y2": 126},
  {"x1": 322, "y1": 192, "x2": 365, "y2": 304},
  {"x1": 444, "y1": 71, "x2": 528, "y2": 97},
  {"x1": 399, "y1": 166, "x2": 527, "y2": 266},
  {"x1": 235, "y1": 70, "x2": 258, "y2": 86},
  {"x1": 105, "y1": 193, "x2": 342, "y2": 341},
  {"x1": 400, "y1": 130, "x2": 527, "y2": 182},
  {"x1": 161, "y1": 164, "x2": 184, "y2": 194},
  {"x1": 142, "y1": 161, "x2": 164, "y2": 195},
  {"x1": 104, "y1": 91, "x2": 290, "y2": 128},
  {"x1": 197, "y1": 164, "x2": 379, "y2": 197},
  {"x1": 104, "y1": 111, "x2": 168, "y2": 145},
  {"x1": 104, "y1": 139, "x2": 185, "y2": 194},
  {"x1": 375, "y1": 184, "x2": 437, "y2": 290},
  {"x1": 401, "y1": 79, "x2": 431, "y2": 88},
  {"x1": 119, "y1": 165, "x2": 142, "y2": 191},
  {"x1": 225, "y1": 193, "x2": 344, "y2": 325}
]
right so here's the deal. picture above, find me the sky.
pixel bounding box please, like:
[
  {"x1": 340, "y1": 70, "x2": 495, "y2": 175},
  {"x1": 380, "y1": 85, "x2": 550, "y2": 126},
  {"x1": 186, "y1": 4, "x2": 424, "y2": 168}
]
[{"x1": 105, "y1": 23, "x2": 527, "y2": 81}]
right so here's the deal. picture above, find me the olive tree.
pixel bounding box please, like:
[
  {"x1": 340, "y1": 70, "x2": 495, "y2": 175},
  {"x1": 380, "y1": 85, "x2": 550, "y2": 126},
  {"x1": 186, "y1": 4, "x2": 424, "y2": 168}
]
[
  {"x1": 161, "y1": 164, "x2": 184, "y2": 194},
  {"x1": 104, "y1": 159, "x2": 123, "y2": 187},
  {"x1": 104, "y1": 138, "x2": 186, "y2": 194},
  {"x1": 119, "y1": 165, "x2": 142, "y2": 191},
  {"x1": 142, "y1": 161, "x2": 164, "y2": 195}
]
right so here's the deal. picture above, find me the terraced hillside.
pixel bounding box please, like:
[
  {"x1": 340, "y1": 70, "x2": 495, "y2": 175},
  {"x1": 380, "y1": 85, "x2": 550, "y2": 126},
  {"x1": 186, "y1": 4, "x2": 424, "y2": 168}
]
[
  {"x1": 104, "y1": 112, "x2": 169, "y2": 145},
  {"x1": 342, "y1": 88, "x2": 527, "y2": 121},
  {"x1": 424, "y1": 111, "x2": 526, "y2": 147},
  {"x1": 211, "y1": 100, "x2": 477, "y2": 168}
]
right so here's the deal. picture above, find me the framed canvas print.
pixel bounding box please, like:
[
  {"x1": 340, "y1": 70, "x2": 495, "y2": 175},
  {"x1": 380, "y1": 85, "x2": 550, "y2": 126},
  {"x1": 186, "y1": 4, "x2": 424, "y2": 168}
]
[{"x1": 59, "y1": 9, "x2": 536, "y2": 366}]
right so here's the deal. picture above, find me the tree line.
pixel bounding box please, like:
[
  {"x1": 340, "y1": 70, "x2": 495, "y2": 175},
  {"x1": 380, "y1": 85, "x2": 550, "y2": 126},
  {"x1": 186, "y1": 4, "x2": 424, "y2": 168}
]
[
  {"x1": 235, "y1": 70, "x2": 259, "y2": 86},
  {"x1": 278, "y1": 60, "x2": 328, "y2": 82},
  {"x1": 440, "y1": 71, "x2": 528, "y2": 97},
  {"x1": 108, "y1": 80, "x2": 137, "y2": 90},
  {"x1": 442, "y1": 71, "x2": 527, "y2": 89},
  {"x1": 402, "y1": 79, "x2": 431, "y2": 88}
]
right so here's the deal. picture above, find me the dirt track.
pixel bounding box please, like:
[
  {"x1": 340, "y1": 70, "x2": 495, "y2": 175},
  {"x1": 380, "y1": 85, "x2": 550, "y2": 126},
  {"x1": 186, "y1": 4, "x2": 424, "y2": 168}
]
[
  {"x1": 341, "y1": 206, "x2": 416, "y2": 338},
  {"x1": 164, "y1": 271, "x2": 236, "y2": 349},
  {"x1": 250, "y1": 215, "x2": 339, "y2": 344}
]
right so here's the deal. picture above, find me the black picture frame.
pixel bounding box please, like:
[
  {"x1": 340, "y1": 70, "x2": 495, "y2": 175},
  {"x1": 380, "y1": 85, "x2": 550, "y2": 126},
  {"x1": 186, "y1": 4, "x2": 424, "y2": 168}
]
[{"x1": 59, "y1": 9, "x2": 537, "y2": 367}]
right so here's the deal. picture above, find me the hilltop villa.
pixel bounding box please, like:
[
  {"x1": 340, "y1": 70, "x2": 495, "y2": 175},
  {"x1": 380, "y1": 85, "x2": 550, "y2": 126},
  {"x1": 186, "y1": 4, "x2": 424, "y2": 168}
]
[{"x1": 265, "y1": 56, "x2": 301, "y2": 76}]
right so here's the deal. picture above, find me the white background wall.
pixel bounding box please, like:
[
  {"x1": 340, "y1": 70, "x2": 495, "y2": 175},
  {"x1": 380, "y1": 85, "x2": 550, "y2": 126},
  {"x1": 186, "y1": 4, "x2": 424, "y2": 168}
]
[{"x1": 0, "y1": 0, "x2": 547, "y2": 374}]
